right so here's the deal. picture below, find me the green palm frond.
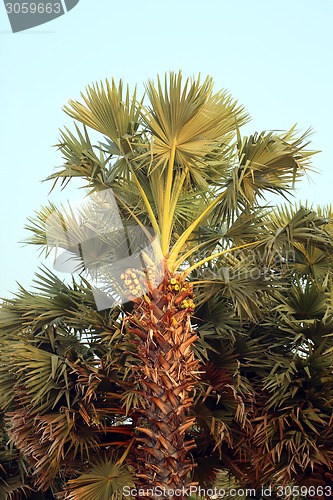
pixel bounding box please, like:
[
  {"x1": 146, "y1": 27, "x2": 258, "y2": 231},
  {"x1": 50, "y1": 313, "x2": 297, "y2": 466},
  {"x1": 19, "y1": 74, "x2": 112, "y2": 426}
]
[
  {"x1": 292, "y1": 242, "x2": 331, "y2": 281},
  {"x1": 192, "y1": 250, "x2": 270, "y2": 320},
  {"x1": 236, "y1": 127, "x2": 316, "y2": 200},
  {"x1": 274, "y1": 278, "x2": 330, "y2": 320},
  {"x1": 2, "y1": 340, "x2": 75, "y2": 413},
  {"x1": 0, "y1": 266, "x2": 122, "y2": 338},
  {"x1": 259, "y1": 206, "x2": 333, "y2": 268},
  {"x1": 47, "y1": 124, "x2": 109, "y2": 191},
  {"x1": 142, "y1": 72, "x2": 248, "y2": 172},
  {"x1": 64, "y1": 80, "x2": 141, "y2": 151},
  {"x1": 62, "y1": 456, "x2": 135, "y2": 500}
]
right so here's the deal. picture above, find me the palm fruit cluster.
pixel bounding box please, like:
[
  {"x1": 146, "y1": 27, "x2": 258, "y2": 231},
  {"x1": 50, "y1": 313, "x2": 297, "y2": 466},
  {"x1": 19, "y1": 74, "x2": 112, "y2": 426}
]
[
  {"x1": 120, "y1": 262, "x2": 163, "y2": 299},
  {"x1": 144, "y1": 262, "x2": 161, "y2": 288},
  {"x1": 168, "y1": 276, "x2": 195, "y2": 311},
  {"x1": 120, "y1": 268, "x2": 144, "y2": 297}
]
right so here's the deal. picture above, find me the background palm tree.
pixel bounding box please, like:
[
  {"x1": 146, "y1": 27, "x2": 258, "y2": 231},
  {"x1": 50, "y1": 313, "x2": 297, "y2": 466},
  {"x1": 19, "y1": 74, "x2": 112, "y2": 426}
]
[{"x1": 1, "y1": 72, "x2": 333, "y2": 499}]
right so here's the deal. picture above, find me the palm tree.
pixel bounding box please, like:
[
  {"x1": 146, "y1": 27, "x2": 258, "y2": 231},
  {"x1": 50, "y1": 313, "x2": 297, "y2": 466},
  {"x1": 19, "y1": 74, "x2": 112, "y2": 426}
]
[{"x1": 1, "y1": 72, "x2": 333, "y2": 499}]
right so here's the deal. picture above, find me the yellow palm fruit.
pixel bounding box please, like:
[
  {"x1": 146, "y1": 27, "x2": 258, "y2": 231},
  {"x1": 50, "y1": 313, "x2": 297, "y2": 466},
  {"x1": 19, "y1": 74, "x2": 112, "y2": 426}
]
[{"x1": 170, "y1": 278, "x2": 177, "y2": 285}]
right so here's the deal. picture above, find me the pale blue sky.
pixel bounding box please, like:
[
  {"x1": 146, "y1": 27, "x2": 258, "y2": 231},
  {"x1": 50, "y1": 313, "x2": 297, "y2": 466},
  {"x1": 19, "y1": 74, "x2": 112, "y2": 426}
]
[{"x1": 1, "y1": 0, "x2": 333, "y2": 298}]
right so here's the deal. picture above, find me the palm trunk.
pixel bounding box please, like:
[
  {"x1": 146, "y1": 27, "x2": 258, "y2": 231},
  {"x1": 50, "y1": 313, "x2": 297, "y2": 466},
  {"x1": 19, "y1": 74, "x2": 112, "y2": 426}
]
[{"x1": 123, "y1": 267, "x2": 199, "y2": 498}]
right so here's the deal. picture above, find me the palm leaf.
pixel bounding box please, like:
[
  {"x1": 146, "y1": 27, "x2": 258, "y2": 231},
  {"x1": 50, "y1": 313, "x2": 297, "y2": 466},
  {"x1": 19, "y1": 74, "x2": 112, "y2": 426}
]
[
  {"x1": 63, "y1": 456, "x2": 134, "y2": 500},
  {"x1": 64, "y1": 80, "x2": 141, "y2": 151}
]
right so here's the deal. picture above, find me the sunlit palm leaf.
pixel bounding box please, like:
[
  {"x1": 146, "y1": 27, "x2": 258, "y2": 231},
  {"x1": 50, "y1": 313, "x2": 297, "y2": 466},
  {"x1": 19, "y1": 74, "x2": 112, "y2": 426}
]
[
  {"x1": 64, "y1": 80, "x2": 141, "y2": 152},
  {"x1": 142, "y1": 72, "x2": 249, "y2": 172}
]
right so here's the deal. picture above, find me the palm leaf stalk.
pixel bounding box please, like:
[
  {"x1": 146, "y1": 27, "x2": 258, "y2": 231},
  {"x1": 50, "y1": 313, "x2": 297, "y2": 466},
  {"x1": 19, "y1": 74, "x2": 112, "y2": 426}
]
[{"x1": 1, "y1": 72, "x2": 333, "y2": 499}]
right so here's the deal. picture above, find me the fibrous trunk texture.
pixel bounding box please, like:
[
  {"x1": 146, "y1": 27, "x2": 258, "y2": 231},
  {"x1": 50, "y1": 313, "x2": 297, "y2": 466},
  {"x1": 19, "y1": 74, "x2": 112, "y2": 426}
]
[{"x1": 123, "y1": 267, "x2": 199, "y2": 498}]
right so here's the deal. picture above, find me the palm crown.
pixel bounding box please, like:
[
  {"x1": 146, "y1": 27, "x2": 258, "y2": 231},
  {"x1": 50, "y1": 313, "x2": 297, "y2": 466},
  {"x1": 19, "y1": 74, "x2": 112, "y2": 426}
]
[{"x1": 1, "y1": 72, "x2": 333, "y2": 499}]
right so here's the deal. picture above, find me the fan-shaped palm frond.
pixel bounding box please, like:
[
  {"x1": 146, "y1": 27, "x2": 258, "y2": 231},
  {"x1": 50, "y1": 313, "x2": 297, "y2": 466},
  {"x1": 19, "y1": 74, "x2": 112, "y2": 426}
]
[
  {"x1": 63, "y1": 80, "x2": 141, "y2": 149},
  {"x1": 61, "y1": 455, "x2": 134, "y2": 500}
]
